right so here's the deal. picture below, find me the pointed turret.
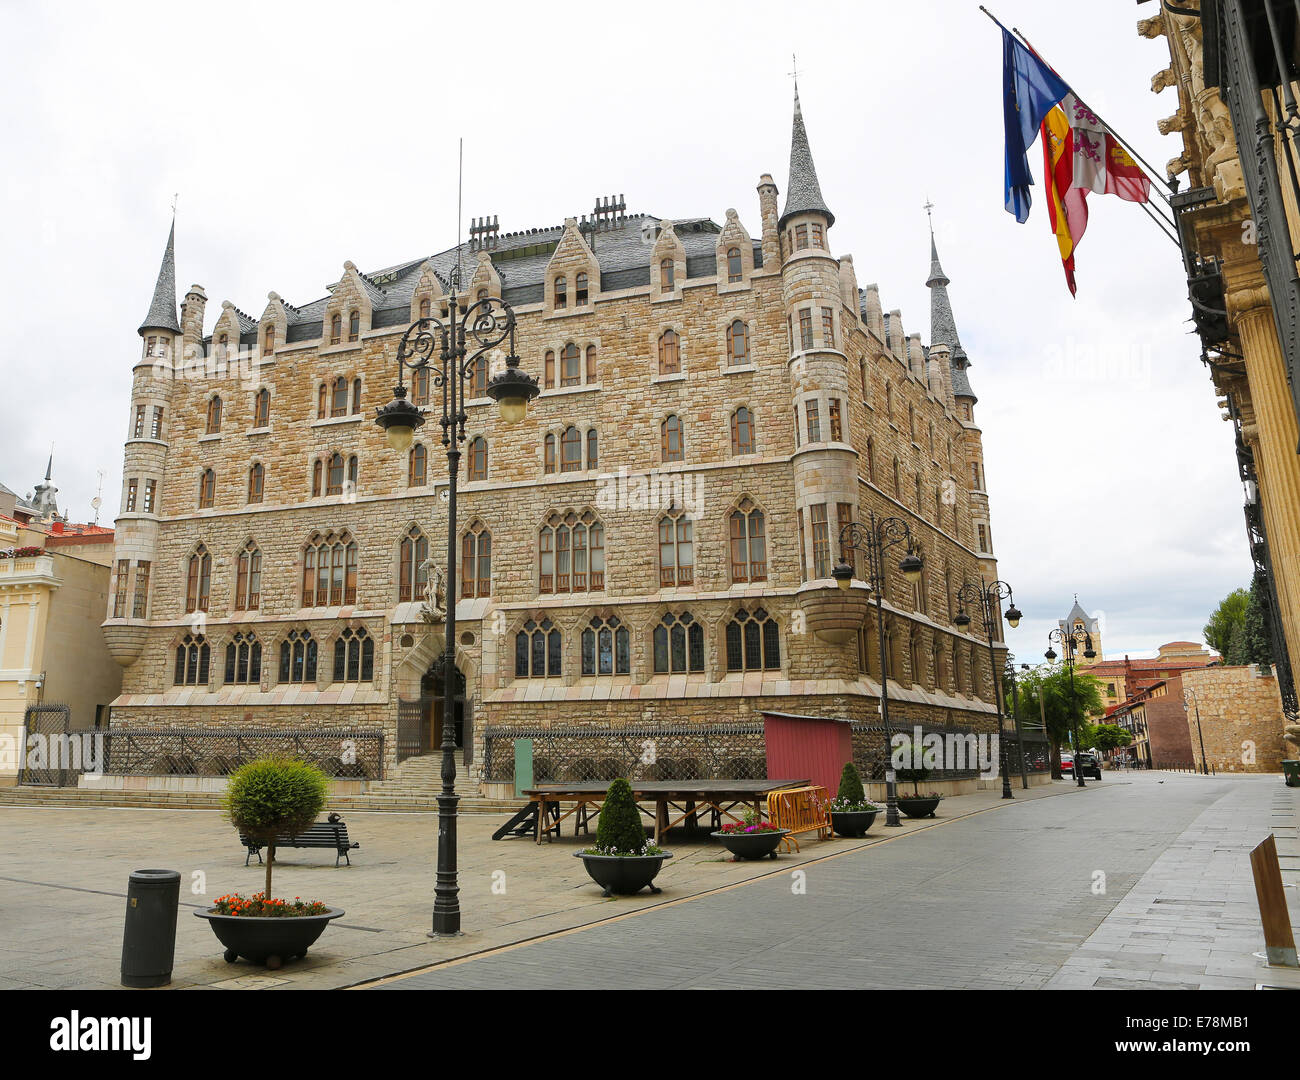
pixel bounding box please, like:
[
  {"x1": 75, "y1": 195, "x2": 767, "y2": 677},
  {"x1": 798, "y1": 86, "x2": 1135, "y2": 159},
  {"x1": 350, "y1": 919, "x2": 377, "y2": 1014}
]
[
  {"x1": 925, "y1": 222, "x2": 975, "y2": 402},
  {"x1": 31, "y1": 450, "x2": 59, "y2": 520},
  {"x1": 139, "y1": 220, "x2": 180, "y2": 336},
  {"x1": 779, "y1": 85, "x2": 834, "y2": 230}
]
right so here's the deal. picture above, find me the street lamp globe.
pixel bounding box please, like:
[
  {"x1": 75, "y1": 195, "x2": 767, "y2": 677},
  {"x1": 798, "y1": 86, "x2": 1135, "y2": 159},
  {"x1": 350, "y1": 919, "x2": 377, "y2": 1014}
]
[
  {"x1": 1045, "y1": 646, "x2": 1057, "y2": 662},
  {"x1": 832, "y1": 560, "x2": 855, "y2": 591},
  {"x1": 899, "y1": 553, "x2": 923, "y2": 583},
  {"x1": 953, "y1": 610, "x2": 971, "y2": 629},
  {"x1": 1004, "y1": 604, "x2": 1022, "y2": 628},
  {"x1": 374, "y1": 386, "x2": 425, "y2": 451},
  {"x1": 486, "y1": 361, "x2": 540, "y2": 425}
]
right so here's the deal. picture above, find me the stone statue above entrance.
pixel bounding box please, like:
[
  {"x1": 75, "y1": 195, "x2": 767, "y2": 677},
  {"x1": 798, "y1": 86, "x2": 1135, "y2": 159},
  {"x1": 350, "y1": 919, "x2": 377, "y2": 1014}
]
[{"x1": 420, "y1": 558, "x2": 447, "y2": 625}]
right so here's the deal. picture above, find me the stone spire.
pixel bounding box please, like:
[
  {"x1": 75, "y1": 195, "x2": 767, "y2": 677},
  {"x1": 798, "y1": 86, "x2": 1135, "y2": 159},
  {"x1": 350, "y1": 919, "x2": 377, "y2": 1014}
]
[
  {"x1": 139, "y1": 219, "x2": 181, "y2": 336},
  {"x1": 779, "y1": 84, "x2": 835, "y2": 229},
  {"x1": 30, "y1": 450, "x2": 59, "y2": 520},
  {"x1": 925, "y1": 218, "x2": 975, "y2": 401}
]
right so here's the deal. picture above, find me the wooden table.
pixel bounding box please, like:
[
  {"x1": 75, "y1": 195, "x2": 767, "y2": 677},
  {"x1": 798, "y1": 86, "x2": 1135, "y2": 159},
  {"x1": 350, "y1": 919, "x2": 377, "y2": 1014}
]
[{"x1": 520, "y1": 780, "x2": 811, "y2": 844}]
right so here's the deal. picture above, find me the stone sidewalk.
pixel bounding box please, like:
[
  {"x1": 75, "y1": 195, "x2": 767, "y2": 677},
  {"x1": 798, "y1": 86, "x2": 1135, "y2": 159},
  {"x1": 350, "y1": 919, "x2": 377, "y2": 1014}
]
[
  {"x1": 1043, "y1": 772, "x2": 1300, "y2": 990},
  {"x1": 0, "y1": 778, "x2": 1065, "y2": 990}
]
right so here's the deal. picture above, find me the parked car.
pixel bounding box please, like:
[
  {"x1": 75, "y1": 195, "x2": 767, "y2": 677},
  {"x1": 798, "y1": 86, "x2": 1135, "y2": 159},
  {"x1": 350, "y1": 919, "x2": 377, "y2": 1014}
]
[{"x1": 1071, "y1": 751, "x2": 1103, "y2": 780}]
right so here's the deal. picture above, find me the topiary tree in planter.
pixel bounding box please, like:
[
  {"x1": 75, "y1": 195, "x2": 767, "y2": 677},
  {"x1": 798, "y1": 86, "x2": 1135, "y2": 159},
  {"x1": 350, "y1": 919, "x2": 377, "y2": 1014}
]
[
  {"x1": 595, "y1": 777, "x2": 648, "y2": 854},
  {"x1": 894, "y1": 740, "x2": 931, "y2": 795},
  {"x1": 225, "y1": 757, "x2": 328, "y2": 898},
  {"x1": 837, "y1": 762, "x2": 867, "y2": 807}
]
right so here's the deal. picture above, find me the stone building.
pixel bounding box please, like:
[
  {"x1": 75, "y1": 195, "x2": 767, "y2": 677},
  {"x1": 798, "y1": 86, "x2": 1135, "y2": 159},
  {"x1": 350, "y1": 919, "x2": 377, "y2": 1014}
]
[
  {"x1": 1138, "y1": 2, "x2": 1299, "y2": 752},
  {"x1": 1181, "y1": 664, "x2": 1289, "y2": 773},
  {"x1": 1088, "y1": 640, "x2": 1218, "y2": 712},
  {"x1": 100, "y1": 92, "x2": 1008, "y2": 785}
]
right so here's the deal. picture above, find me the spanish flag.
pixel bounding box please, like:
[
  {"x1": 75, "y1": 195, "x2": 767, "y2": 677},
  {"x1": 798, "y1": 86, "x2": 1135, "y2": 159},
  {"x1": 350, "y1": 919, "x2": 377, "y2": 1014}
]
[{"x1": 1041, "y1": 99, "x2": 1089, "y2": 297}]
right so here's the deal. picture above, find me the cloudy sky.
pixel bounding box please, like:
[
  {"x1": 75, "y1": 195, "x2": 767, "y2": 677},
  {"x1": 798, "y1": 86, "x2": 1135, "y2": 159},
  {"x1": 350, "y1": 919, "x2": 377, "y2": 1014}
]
[{"x1": 0, "y1": 0, "x2": 1247, "y2": 659}]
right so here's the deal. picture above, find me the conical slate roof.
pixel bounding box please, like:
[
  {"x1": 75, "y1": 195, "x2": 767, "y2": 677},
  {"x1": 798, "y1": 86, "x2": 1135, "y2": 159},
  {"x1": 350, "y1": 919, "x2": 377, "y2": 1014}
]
[
  {"x1": 139, "y1": 220, "x2": 180, "y2": 335},
  {"x1": 779, "y1": 86, "x2": 834, "y2": 230},
  {"x1": 926, "y1": 226, "x2": 975, "y2": 401},
  {"x1": 1061, "y1": 598, "x2": 1098, "y2": 634}
]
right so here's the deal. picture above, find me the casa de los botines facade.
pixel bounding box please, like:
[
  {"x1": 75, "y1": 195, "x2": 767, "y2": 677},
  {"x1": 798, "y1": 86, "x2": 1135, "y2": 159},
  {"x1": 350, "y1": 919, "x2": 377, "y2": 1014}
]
[{"x1": 101, "y1": 92, "x2": 1009, "y2": 788}]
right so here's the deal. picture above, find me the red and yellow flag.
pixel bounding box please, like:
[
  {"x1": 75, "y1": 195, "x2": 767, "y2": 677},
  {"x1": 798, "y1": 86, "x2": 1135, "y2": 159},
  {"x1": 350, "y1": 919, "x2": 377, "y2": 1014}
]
[{"x1": 1041, "y1": 102, "x2": 1089, "y2": 297}]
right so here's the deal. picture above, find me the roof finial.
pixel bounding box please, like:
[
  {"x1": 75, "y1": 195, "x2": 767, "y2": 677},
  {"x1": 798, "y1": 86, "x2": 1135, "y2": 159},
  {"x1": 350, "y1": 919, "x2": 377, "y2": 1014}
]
[{"x1": 45, "y1": 444, "x2": 53, "y2": 481}]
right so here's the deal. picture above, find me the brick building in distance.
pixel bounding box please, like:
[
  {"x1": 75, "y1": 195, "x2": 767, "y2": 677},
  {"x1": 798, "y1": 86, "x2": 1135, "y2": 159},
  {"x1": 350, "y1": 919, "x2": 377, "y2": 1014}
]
[{"x1": 100, "y1": 90, "x2": 1009, "y2": 787}]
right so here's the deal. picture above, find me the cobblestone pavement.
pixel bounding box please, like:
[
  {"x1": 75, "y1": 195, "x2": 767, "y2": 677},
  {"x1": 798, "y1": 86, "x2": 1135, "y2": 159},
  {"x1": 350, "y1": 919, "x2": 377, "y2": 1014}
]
[{"x1": 376, "y1": 772, "x2": 1300, "y2": 990}]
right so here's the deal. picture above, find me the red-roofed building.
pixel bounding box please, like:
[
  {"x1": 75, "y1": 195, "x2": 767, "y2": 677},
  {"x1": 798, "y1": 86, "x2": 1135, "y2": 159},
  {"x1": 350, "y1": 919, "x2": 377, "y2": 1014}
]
[{"x1": 1088, "y1": 641, "x2": 1219, "y2": 713}]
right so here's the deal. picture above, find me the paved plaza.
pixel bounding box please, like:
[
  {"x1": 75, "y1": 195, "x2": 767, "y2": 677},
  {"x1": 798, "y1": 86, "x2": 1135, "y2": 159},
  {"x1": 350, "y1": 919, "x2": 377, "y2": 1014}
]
[{"x1": 0, "y1": 772, "x2": 1296, "y2": 991}]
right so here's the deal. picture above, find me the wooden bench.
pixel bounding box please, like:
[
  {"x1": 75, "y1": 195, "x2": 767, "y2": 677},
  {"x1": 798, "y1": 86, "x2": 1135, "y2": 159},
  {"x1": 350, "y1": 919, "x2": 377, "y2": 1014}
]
[
  {"x1": 766, "y1": 786, "x2": 831, "y2": 852},
  {"x1": 239, "y1": 814, "x2": 360, "y2": 867}
]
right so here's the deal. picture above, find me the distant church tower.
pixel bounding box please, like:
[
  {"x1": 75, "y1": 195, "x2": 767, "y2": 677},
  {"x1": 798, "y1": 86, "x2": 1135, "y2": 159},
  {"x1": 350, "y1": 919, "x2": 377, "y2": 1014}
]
[
  {"x1": 29, "y1": 453, "x2": 60, "y2": 521},
  {"x1": 1059, "y1": 597, "x2": 1103, "y2": 664}
]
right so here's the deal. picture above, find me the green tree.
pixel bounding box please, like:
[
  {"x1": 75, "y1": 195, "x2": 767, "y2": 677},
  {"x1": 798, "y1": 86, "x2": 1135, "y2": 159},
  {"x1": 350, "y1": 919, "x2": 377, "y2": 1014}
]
[
  {"x1": 595, "y1": 778, "x2": 647, "y2": 854},
  {"x1": 836, "y1": 762, "x2": 867, "y2": 806},
  {"x1": 224, "y1": 757, "x2": 328, "y2": 899},
  {"x1": 1243, "y1": 575, "x2": 1275, "y2": 668},
  {"x1": 1204, "y1": 587, "x2": 1249, "y2": 657},
  {"x1": 1016, "y1": 666, "x2": 1105, "y2": 777},
  {"x1": 1080, "y1": 723, "x2": 1133, "y2": 753}
]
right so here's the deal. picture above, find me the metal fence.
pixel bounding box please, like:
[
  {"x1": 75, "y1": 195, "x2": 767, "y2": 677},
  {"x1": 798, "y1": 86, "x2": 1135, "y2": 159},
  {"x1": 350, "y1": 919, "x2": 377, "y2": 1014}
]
[
  {"x1": 851, "y1": 723, "x2": 1052, "y2": 783},
  {"x1": 98, "y1": 728, "x2": 386, "y2": 780},
  {"x1": 482, "y1": 723, "x2": 768, "y2": 783}
]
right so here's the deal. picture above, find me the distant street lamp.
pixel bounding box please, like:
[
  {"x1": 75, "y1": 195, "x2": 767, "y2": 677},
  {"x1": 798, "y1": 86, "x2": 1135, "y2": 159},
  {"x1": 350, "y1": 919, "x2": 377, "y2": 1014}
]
[
  {"x1": 953, "y1": 580, "x2": 1022, "y2": 799},
  {"x1": 1045, "y1": 625, "x2": 1095, "y2": 788},
  {"x1": 1183, "y1": 688, "x2": 1209, "y2": 775}
]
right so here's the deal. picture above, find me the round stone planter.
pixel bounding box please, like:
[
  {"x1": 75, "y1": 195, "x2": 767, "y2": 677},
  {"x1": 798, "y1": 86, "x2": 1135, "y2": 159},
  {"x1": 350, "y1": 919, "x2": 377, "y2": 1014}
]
[
  {"x1": 575, "y1": 851, "x2": 673, "y2": 896},
  {"x1": 195, "y1": 907, "x2": 344, "y2": 969},
  {"x1": 895, "y1": 797, "x2": 942, "y2": 819},
  {"x1": 830, "y1": 809, "x2": 879, "y2": 838},
  {"x1": 711, "y1": 828, "x2": 789, "y2": 860}
]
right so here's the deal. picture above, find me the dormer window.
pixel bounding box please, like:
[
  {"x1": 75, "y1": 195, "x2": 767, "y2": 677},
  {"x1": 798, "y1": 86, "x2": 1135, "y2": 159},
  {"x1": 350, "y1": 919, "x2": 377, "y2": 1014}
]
[
  {"x1": 330, "y1": 314, "x2": 342, "y2": 345},
  {"x1": 217, "y1": 333, "x2": 229, "y2": 359},
  {"x1": 660, "y1": 258, "x2": 675, "y2": 293},
  {"x1": 727, "y1": 247, "x2": 742, "y2": 282},
  {"x1": 554, "y1": 275, "x2": 567, "y2": 309},
  {"x1": 419, "y1": 298, "x2": 431, "y2": 319},
  {"x1": 348, "y1": 310, "x2": 360, "y2": 342},
  {"x1": 263, "y1": 327, "x2": 275, "y2": 356},
  {"x1": 575, "y1": 272, "x2": 588, "y2": 306}
]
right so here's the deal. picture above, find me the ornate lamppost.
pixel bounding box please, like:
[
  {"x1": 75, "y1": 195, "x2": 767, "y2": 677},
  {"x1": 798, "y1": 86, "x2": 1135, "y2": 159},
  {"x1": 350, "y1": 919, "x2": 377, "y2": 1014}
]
[
  {"x1": 952, "y1": 580, "x2": 1023, "y2": 799},
  {"x1": 1184, "y1": 688, "x2": 1209, "y2": 775},
  {"x1": 1046, "y1": 624, "x2": 1095, "y2": 789},
  {"x1": 832, "y1": 511, "x2": 924, "y2": 827},
  {"x1": 374, "y1": 280, "x2": 539, "y2": 937}
]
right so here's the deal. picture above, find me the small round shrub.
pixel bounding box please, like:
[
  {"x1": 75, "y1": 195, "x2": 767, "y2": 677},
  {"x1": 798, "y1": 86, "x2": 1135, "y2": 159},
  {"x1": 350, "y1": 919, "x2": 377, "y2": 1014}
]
[
  {"x1": 595, "y1": 778, "x2": 648, "y2": 854},
  {"x1": 837, "y1": 762, "x2": 866, "y2": 806},
  {"x1": 224, "y1": 757, "x2": 328, "y2": 897}
]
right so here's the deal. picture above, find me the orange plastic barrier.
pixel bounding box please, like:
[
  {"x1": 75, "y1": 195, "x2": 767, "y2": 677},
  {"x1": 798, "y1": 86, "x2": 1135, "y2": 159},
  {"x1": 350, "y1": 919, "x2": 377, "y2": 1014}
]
[{"x1": 765, "y1": 785, "x2": 831, "y2": 852}]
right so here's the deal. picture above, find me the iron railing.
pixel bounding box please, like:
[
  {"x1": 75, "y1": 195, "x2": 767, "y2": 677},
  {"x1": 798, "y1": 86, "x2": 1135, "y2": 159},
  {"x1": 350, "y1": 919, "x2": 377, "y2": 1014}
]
[{"x1": 96, "y1": 728, "x2": 386, "y2": 780}]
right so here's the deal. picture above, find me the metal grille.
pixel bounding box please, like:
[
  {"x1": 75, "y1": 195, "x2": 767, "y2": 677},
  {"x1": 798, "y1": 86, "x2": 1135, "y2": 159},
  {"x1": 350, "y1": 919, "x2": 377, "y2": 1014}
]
[
  {"x1": 18, "y1": 704, "x2": 74, "y2": 786},
  {"x1": 482, "y1": 723, "x2": 766, "y2": 783},
  {"x1": 849, "y1": 722, "x2": 1049, "y2": 782},
  {"x1": 99, "y1": 728, "x2": 385, "y2": 779},
  {"x1": 396, "y1": 699, "x2": 425, "y2": 764}
]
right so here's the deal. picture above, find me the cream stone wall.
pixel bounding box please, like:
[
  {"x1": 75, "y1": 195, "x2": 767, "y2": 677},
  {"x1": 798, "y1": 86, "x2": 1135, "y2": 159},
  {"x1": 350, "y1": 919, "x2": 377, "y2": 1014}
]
[{"x1": 1182, "y1": 665, "x2": 1289, "y2": 774}]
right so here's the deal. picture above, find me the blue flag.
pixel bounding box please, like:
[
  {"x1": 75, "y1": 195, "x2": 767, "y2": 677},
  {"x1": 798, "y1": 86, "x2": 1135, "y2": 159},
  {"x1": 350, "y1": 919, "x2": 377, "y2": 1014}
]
[{"x1": 1002, "y1": 29, "x2": 1070, "y2": 223}]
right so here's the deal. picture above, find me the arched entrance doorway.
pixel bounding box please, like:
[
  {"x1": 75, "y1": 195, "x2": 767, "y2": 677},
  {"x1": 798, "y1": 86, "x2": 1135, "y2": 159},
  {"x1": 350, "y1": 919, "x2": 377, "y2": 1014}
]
[{"x1": 422, "y1": 662, "x2": 466, "y2": 753}]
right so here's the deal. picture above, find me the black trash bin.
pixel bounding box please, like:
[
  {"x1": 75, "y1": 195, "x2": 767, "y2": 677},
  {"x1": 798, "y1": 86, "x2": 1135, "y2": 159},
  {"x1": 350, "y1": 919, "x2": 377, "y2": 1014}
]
[{"x1": 121, "y1": 869, "x2": 181, "y2": 988}]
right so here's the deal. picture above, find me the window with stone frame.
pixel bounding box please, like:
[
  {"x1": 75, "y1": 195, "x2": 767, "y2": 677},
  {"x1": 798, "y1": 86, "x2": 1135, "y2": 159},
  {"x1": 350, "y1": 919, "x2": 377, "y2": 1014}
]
[
  {"x1": 263, "y1": 327, "x2": 275, "y2": 356},
  {"x1": 866, "y1": 437, "x2": 875, "y2": 483},
  {"x1": 132, "y1": 561, "x2": 150, "y2": 619},
  {"x1": 653, "y1": 611, "x2": 704, "y2": 674},
  {"x1": 731, "y1": 406, "x2": 755, "y2": 455},
  {"x1": 409, "y1": 443, "x2": 427, "y2": 487},
  {"x1": 811, "y1": 223, "x2": 825, "y2": 248},
  {"x1": 133, "y1": 404, "x2": 145, "y2": 439},
  {"x1": 829, "y1": 397, "x2": 842, "y2": 441},
  {"x1": 727, "y1": 319, "x2": 749, "y2": 366},
  {"x1": 206, "y1": 396, "x2": 222, "y2": 434},
  {"x1": 805, "y1": 399, "x2": 821, "y2": 443},
  {"x1": 544, "y1": 350, "x2": 555, "y2": 390},
  {"x1": 324, "y1": 453, "x2": 345, "y2": 496},
  {"x1": 725, "y1": 607, "x2": 780, "y2": 672},
  {"x1": 302, "y1": 529, "x2": 358, "y2": 607},
  {"x1": 198, "y1": 469, "x2": 215, "y2": 509},
  {"x1": 419, "y1": 298, "x2": 431, "y2": 319},
  {"x1": 822, "y1": 307, "x2": 834, "y2": 349},
  {"x1": 582, "y1": 616, "x2": 629, "y2": 676},
  {"x1": 729, "y1": 501, "x2": 767, "y2": 583},
  {"x1": 515, "y1": 618, "x2": 561, "y2": 678},
  {"x1": 836, "y1": 503, "x2": 854, "y2": 576},
  {"x1": 348, "y1": 310, "x2": 360, "y2": 342},
  {"x1": 185, "y1": 544, "x2": 211, "y2": 613},
  {"x1": 658, "y1": 508, "x2": 694, "y2": 587},
  {"x1": 150, "y1": 406, "x2": 164, "y2": 440},
  {"x1": 586, "y1": 345, "x2": 597, "y2": 382},
  {"x1": 125, "y1": 479, "x2": 138, "y2": 513},
  {"x1": 799, "y1": 309, "x2": 813, "y2": 350},
  {"x1": 538, "y1": 510, "x2": 604, "y2": 594},
  {"x1": 174, "y1": 633, "x2": 210, "y2": 686},
  {"x1": 795, "y1": 224, "x2": 809, "y2": 250},
  {"x1": 333, "y1": 626, "x2": 374, "y2": 682},
  {"x1": 461, "y1": 522, "x2": 491, "y2": 599},
  {"x1": 658, "y1": 329, "x2": 681, "y2": 375},
  {"x1": 471, "y1": 355, "x2": 488, "y2": 399},
  {"x1": 234, "y1": 542, "x2": 262, "y2": 610},
  {"x1": 113, "y1": 560, "x2": 129, "y2": 618},
  {"x1": 910, "y1": 629, "x2": 925, "y2": 689},
  {"x1": 727, "y1": 247, "x2": 743, "y2": 283},
  {"x1": 410, "y1": 366, "x2": 430, "y2": 407},
  {"x1": 575, "y1": 272, "x2": 589, "y2": 306},
  {"x1": 560, "y1": 343, "x2": 581, "y2": 388},
  {"x1": 329, "y1": 376, "x2": 349, "y2": 417},
  {"x1": 312, "y1": 459, "x2": 323, "y2": 497},
  {"x1": 351, "y1": 378, "x2": 362, "y2": 415},
  {"x1": 278, "y1": 629, "x2": 318, "y2": 684},
  {"x1": 660, "y1": 258, "x2": 675, "y2": 292},
  {"x1": 543, "y1": 432, "x2": 556, "y2": 475},
  {"x1": 398, "y1": 525, "x2": 428, "y2": 603},
  {"x1": 248, "y1": 463, "x2": 264, "y2": 504},
  {"x1": 560, "y1": 427, "x2": 582, "y2": 473},
  {"x1": 661, "y1": 414, "x2": 684, "y2": 462},
  {"x1": 254, "y1": 388, "x2": 270, "y2": 428},
  {"x1": 586, "y1": 428, "x2": 598, "y2": 470},
  {"x1": 330, "y1": 313, "x2": 342, "y2": 345},
  {"x1": 224, "y1": 632, "x2": 262, "y2": 686},
  {"x1": 467, "y1": 437, "x2": 487, "y2": 482},
  {"x1": 554, "y1": 275, "x2": 567, "y2": 309},
  {"x1": 810, "y1": 504, "x2": 830, "y2": 579}
]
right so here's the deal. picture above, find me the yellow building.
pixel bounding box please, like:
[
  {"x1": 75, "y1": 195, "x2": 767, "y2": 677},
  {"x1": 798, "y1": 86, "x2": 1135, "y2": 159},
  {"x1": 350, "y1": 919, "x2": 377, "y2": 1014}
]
[
  {"x1": 0, "y1": 482, "x2": 122, "y2": 786},
  {"x1": 1139, "y1": 3, "x2": 1300, "y2": 749}
]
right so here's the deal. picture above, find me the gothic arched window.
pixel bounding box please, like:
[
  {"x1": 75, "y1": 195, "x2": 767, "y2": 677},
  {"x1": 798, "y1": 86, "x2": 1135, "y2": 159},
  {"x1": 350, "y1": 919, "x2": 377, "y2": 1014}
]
[
  {"x1": 725, "y1": 607, "x2": 780, "y2": 672},
  {"x1": 302, "y1": 530, "x2": 357, "y2": 607},
  {"x1": 582, "y1": 616, "x2": 629, "y2": 676},
  {"x1": 661, "y1": 414, "x2": 684, "y2": 462},
  {"x1": 539, "y1": 511, "x2": 604, "y2": 594},
  {"x1": 174, "y1": 633, "x2": 210, "y2": 685},
  {"x1": 198, "y1": 469, "x2": 215, "y2": 509},
  {"x1": 658, "y1": 509, "x2": 694, "y2": 587},
  {"x1": 185, "y1": 544, "x2": 211, "y2": 614},
  {"x1": 206, "y1": 396, "x2": 222, "y2": 434},
  {"x1": 409, "y1": 443, "x2": 427, "y2": 487},
  {"x1": 727, "y1": 319, "x2": 749, "y2": 366},
  {"x1": 658, "y1": 329, "x2": 680, "y2": 375},
  {"x1": 278, "y1": 629, "x2": 318, "y2": 684},
  {"x1": 398, "y1": 525, "x2": 428, "y2": 603},
  {"x1": 731, "y1": 406, "x2": 755, "y2": 455},
  {"x1": 515, "y1": 618, "x2": 561, "y2": 678},
  {"x1": 234, "y1": 541, "x2": 261, "y2": 610},
  {"x1": 729, "y1": 501, "x2": 767, "y2": 583},
  {"x1": 653, "y1": 611, "x2": 704, "y2": 674},
  {"x1": 467, "y1": 437, "x2": 487, "y2": 482},
  {"x1": 333, "y1": 626, "x2": 374, "y2": 682},
  {"x1": 461, "y1": 522, "x2": 491, "y2": 599},
  {"x1": 224, "y1": 631, "x2": 262, "y2": 685}
]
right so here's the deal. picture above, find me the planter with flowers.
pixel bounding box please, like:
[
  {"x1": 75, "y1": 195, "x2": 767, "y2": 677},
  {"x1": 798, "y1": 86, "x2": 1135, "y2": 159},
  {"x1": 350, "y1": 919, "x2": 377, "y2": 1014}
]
[
  {"x1": 828, "y1": 762, "x2": 881, "y2": 837},
  {"x1": 712, "y1": 809, "x2": 790, "y2": 860},
  {"x1": 196, "y1": 757, "x2": 342, "y2": 968},
  {"x1": 894, "y1": 740, "x2": 944, "y2": 818},
  {"x1": 575, "y1": 778, "x2": 673, "y2": 896}
]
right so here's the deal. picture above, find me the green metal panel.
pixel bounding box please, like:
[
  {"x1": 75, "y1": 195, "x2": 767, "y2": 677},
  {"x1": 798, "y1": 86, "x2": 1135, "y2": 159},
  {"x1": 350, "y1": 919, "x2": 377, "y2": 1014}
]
[{"x1": 514, "y1": 738, "x2": 534, "y2": 799}]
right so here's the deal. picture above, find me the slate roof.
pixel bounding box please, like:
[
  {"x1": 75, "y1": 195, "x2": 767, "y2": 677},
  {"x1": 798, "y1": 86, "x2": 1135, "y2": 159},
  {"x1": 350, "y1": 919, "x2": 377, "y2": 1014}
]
[
  {"x1": 779, "y1": 86, "x2": 834, "y2": 229},
  {"x1": 925, "y1": 227, "x2": 975, "y2": 402},
  {"x1": 1060, "y1": 600, "x2": 1099, "y2": 634},
  {"x1": 139, "y1": 221, "x2": 181, "y2": 335}
]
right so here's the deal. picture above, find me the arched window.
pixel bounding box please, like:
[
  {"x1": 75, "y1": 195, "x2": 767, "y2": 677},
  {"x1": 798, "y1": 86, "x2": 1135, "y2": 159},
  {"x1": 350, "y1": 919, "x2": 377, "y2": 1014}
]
[
  {"x1": 471, "y1": 355, "x2": 487, "y2": 398},
  {"x1": 731, "y1": 406, "x2": 755, "y2": 455},
  {"x1": 411, "y1": 365, "x2": 430, "y2": 406},
  {"x1": 543, "y1": 432, "x2": 556, "y2": 475},
  {"x1": 560, "y1": 427, "x2": 582, "y2": 473},
  {"x1": 908, "y1": 404, "x2": 915, "y2": 439},
  {"x1": 725, "y1": 607, "x2": 780, "y2": 672},
  {"x1": 544, "y1": 350, "x2": 555, "y2": 390},
  {"x1": 263, "y1": 326, "x2": 275, "y2": 356},
  {"x1": 658, "y1": 329, "x2": 680, "y2": 375},
  {"x1": 585, "y1": 345, "x2": 597, "y2": 382},
  {"x1": 586, "y1": 428, "x2": 598, "y2": 470},
  {"x1": 312, "y1": 459, "x2": 323, "y2": 497},
  {"x1": 398, "y1": 525, "x2": 428, "y2": 603},
  {"x1": 206, "y1": 396, "x2": 222, "y2": 434},
  {"x1": 333, "y1": 626, "x2": 374, "y2": 682},
  {"x1": 409, "y1": 443, "x2": 427, "y2": 487},
  {"x1": 419, "y1": 298, "x2": 431, "y2": 319},
  {"x1": 317, "y1": 382, "x2": 328, "y2": 419},
  {"x1": 302, "y1": 530, "x2": 358, "y2": 607},
  {"x1": 278, "y1": 629, "x2": 317, "y2": 684},
  {"x1": 224, "y1": 632, "x2": 262, "y2": 685},
  {"x1": 653, "y1": 611, "x2": 704, "y2": 674},
  {"x1": 727, "y1": 319, "x2": 749, "y2": 366},
  {"x1": 538, "y1": 511, "x2": 604, "y2": 594},
  {"x1": 468, "y1": 437, "x2": 487, "y2": 482},
  {"x1": 351, "y1": 377, "x2": 362, "y2": 414},
  {"x1": 247, "y1": 463, "x2": 264, "y2": 504},
  {"x1": 660, "y1": 258, "x2": 675, "y2": 292},
  {"x1": 234, "y1": 541, "x2": 261, "y2": 610},
  {"x1": 892, "y1": 457, "x2": 901, "y2": 498},
  {"x1": 658, "y1": 509, "x2": 694, "y2": 587},
  {"x1": 575, "y1": 272, "x2": 588, "y2": 305},
  {"x1": 254, "y1": 388, "x2": 270, "y2": 428},
  {"x1": 515, "y1": 618, "x2": 561, "y2": 678},
  {"x1": 554, "y1": 275, "x2": 567, "y2": 309},
  {"x1": 347, "y1": 454, "x2": 358, "y2": 491},
  {"x1": 326, "y1": 453, "x2": 344, "y2": 496},
  {"x1": 174, "y1": 633, "x2": 210, "y2": 686},
  {"x1": 477, "y1": 288, "x2": 488, "y2": 301},
  {"x1": 330, "y1": 313, "x2": 342, "y2": 345},
  {"x1": 727, "y1": 247, "x2": 742, "y2": 283},
  {"x1": 198, "y1": 469, "x2": 215, "y2": 509},
  {"x1": 661, "y1": 414, "x2": 684, "y2": 462},
  {"x1": 581, "y1": 616, "x2": 629, "y2": 676},
  {"x1": 217, "y1": 333, "x2": 229, "y2": 359},
  {"x1": 729, "y1": 501, "x2": 767, "y2": 582},
  {"x1": 185, "y1": 544, "x2": 211, "y2": 613},
  {"x1": 348, "y1": 310, "x2": 360, "y2": 342},
  {"x1": 331, "y1": 376, "x2": 349, "y2": 417},
  {"x1": 885, "y1": 382, "x2": 894, "y2": 420},
  {"x1": 561, "y1": 343, "x2": 581, "y2": 387},
  {"x1": 910, "y1": 629, "x2": 925, "y2": 688},
  {"x1": 461, "y1": 522, "x2": 491, "y2": 598},
  {"x1": 866, "y1": 437, "x2": 876, "y2": 482}
]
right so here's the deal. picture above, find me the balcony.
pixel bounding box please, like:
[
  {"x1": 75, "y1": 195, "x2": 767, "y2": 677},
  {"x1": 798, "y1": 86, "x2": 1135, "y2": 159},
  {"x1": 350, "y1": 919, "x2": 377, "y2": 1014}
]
[{"x1": 0, "y1": 554, "x2": 58, "y2": 588}]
